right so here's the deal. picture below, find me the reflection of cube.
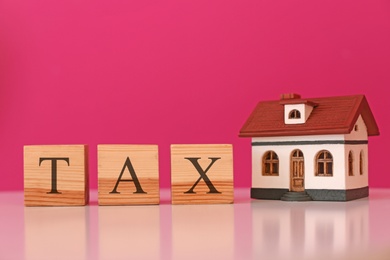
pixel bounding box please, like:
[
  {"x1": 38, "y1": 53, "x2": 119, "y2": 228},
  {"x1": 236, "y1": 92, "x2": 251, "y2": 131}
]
[
  {"x1": 171, "y1": 144, "x2": 234, "y2": 204},
  {"x1": 98, "y1": 145, "x2": 159, "y2": 205},
  {"x1": 24, "y1": 207, "x2": 87, "y2": 258},
  {"x1": 99, "y1": 206, "x2": 160, "y2": 259},
  {"x1": 172, "y1": 205, "x2": 234, "y2": 258},
  {"x1": 24, "y1": 145, "x2": 88, "y2": 206}
]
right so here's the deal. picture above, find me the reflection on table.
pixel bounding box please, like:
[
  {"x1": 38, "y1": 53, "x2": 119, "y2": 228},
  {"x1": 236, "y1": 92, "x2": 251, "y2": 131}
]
[{"x1": 1, "y1": 189, "x2": 390, "y2": 259}]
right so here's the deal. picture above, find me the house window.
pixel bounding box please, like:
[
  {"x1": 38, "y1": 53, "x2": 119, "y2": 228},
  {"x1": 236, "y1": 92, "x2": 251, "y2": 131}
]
[
  {"x1": 289, "y1": 109, "x2": 301, "y2": 119},
  {"x1": 354, "y1": 125, "x2": 359, "y2": 131},
  {"x1": 263, "y1": 151, "x2": 279, "y2": 176},
  {"x1": 348, "y1": 151, "x2": 353, "y2": 176},
  {"x1": 359, "y1": 151, "x2": 364, "y2": 175},
  {"x1": 315, "y1": 150, "x2": 333, "y2": 176}
]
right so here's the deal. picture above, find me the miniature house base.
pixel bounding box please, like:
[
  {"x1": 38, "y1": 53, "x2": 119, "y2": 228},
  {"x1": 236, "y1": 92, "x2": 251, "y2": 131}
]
[{"x1": 251, "y1": 187, "x2": 369, "y2": 201}]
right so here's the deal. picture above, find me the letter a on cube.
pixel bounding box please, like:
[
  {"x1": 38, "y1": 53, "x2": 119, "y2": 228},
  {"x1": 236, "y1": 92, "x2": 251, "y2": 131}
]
[
  {"x1": 171, "y1": 144, "x2": 234, "y2": 204},
  {"x1": 24, "y1": 145, "x2": 89, "y2": 206},
  {"x1": 98, "y1": 145, "x2": 160, "y2": 205}
]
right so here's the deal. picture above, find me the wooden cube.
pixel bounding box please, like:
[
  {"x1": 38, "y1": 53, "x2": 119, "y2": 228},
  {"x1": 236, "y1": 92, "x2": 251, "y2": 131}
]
[
  {"x1": 98, "y1": 145, "x2": 159, "y2": 205},
  {"x1": 171, "y1": 144, "x2": 234, "y2": 204},
  {"x1": 24, "y1": 145, "x2": 88, "y2": 206}
]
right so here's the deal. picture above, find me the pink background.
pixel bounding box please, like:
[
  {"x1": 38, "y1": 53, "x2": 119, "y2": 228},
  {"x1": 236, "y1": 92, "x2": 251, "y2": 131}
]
[{"x1": 0, "y1": 0, "x2": 389, "y2": 191}]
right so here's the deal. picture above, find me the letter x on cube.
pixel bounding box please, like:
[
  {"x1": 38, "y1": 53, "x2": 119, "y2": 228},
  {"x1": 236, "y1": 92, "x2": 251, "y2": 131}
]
[{"x1": 170, "y1": 144, "x2": 234, "y2": 204}]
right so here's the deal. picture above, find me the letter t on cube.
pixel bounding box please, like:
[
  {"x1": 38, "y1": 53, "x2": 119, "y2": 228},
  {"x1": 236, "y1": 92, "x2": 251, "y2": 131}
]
[{"x1": 24, "y1": 145, "x2": 89, "y2": 206}]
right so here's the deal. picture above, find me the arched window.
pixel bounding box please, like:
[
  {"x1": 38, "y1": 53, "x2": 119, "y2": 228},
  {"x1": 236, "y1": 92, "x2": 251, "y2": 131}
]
[
  {"x1": 348, "y1": 151, "x2": 354, "y2": 176},
  {"x1": 262, "y1": 151, "x2": 279, "y2": 176},
  {"x1": 289, "y1": 109, "x2": 301, "y2": 119},
  {"x1": 315, "y1": 150, "x2": 333, "y2": 176},
  {"x1": 359, "y1": 151, "x2": 364, "y2": 175}
]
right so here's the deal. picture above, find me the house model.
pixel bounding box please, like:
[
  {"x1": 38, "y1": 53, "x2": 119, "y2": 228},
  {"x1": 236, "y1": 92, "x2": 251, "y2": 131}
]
[{"x1": 239, "y1": 93, "x2": 379, "y2": 201}]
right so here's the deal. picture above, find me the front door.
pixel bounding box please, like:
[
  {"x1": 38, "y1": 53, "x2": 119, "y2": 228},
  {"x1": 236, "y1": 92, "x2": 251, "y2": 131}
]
[{"x1": 291, "y1": 149, "x2": 304, "y2": 192}]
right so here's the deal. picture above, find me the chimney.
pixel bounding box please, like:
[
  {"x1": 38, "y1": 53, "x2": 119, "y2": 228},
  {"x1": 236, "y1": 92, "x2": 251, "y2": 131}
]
[{"x1": 280, "y1": 93, "x2": 301, "y2": 100}]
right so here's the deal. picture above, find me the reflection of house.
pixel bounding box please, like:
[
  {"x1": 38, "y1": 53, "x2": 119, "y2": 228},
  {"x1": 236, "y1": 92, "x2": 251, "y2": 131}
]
[
  {"x1": 240, "y1": 94, "x2": 379, "y2": 201},
  {"x1": 251, "y1": 201, "x2": 369, "y2": 258}
]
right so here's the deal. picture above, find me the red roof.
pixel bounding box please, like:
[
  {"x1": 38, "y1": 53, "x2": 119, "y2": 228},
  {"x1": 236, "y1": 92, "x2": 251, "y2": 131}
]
[{"x1": 239, "y1": 94, "x2": 380, "y2": 137}]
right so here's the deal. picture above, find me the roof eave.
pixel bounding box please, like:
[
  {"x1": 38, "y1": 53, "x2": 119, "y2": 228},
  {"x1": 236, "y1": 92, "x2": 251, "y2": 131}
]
[
  {"x1": 239, "y1": 128, "x2": 352, "y2": 138},
  {"x1": 359, "y1": 96, "x2": 380, "y2": 136}
]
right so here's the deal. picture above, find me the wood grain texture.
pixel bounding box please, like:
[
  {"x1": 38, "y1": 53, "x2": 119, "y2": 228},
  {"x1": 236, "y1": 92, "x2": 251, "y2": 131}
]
[
  {"x1": 171, "y1": 144, "x2": 234, "y2": 204},
  {"x1": 98, "y1": 145, "x2": 159, "y2": 205},
  {"x1": 24, "y1": 145, "x2": 88, "y2": 206}
]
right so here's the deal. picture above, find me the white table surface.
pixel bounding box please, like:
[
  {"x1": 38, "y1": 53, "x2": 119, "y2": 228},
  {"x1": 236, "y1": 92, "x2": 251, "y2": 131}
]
[{"x1": 1, "y1": 188, "x2": 390, "y2": 260}]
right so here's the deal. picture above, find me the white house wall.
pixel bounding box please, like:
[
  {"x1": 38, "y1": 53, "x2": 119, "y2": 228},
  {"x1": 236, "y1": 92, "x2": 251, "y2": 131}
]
[
  {"x1": 252, "y1": 115, "x2": 369, "y2": 192},
  {"x1": 344, "y1": 115, "x2": 369, "y2": 189},
  {"x1": 305, "y1": 144, "x2": 346, "y2": 190},
  {"x1": 343, "y1": 145, "x2": 368, "y2": 189},
  {"x1": 252, "y1": 145, "x2": 290, "y2": 189},
  {"x1": 252, "y1": 142, "x2": 347, "y2": 190},
  {"x1": 344, "y1": 115, "x2": 368, "y2": 141}
]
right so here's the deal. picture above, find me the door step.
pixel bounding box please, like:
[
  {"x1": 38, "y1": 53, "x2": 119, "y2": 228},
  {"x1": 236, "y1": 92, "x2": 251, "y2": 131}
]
[{"x1": 280, "y1": 191, "x2": 312, "y2": 201}]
